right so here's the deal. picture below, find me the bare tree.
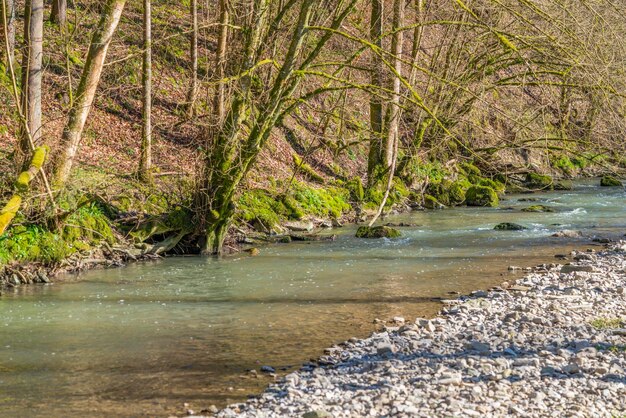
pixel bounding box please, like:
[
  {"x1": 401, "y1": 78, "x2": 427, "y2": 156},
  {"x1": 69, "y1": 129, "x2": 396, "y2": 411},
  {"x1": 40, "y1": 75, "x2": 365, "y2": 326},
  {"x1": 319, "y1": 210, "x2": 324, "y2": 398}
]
[
  {"x1": 17, "y1": 0, "x2": 44, "y2": 167},
  {"x1": 52, "y1": 0, "x2": 127, "y2": 189},
  {"x1": 138, "y1": 0, "x2": 152, "y2": 183}
]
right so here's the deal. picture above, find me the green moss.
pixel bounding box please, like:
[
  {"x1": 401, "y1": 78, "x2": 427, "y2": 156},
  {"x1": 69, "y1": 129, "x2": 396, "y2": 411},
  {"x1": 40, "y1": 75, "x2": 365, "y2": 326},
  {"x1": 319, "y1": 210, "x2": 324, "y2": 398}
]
[
  {"x1": 551, "y1": 155, "x2": 576, "y2": 175},
  {"x1": 293, "y1": 184, "x2": 350, "y2": 219},
  {"x1": 521, "y1": 205, "x2": 554, "y2": 213},
  {"x1": 449, "y1": 180, "x2": 470, "y2": 204},
  {"x1": 281, "y1": 195, "x2": 305, "y2": 220},
  {"x1": 459, "y1": 162, "x2": 481, "y2": 181},
  {"x1": 30, "y1": 146, "x2": 48, "y2": 169},
  {"x1": 525, "y1": 173, "x2": 553, "y2": 190},
  {"x1": 345, "y1": 177, "x2": 365, "y2": 202},
  {"x1": 237, "y1": 189, "x2": 283, "y2": 229},
  {"x1": 600, "y1": 175, "x2": 622, "y2": 187},
  {"x1": 571, "y1": 156, "x2": 589, "y2": 169},
  {"x1": 423, "y1": 194, "x2": 444, "y2": 209},
  {"x1": 64, "y1": 203, "x2": 115, "y2": 245},
  {"x1": 466, "y1": 185, "x2": 499, "y2": 207},
  {"x1": 237, "y1": 184, "x2": 351, "y2": 228},
  {"x1": 365, "y1": 177, "x2": 411, "y2": 209},
  {"x1": 293, "y1": 154, "x2": 324, "y2": 183},
  {"x1": 476, "y1": 178, "x2": 505, "y2": 194},
  {"x1": 0, "y1": 225, "x2": 74, "y2": 264},
  {"x1": 355, "y1": 226, "x2": 402, "y2": 239}
]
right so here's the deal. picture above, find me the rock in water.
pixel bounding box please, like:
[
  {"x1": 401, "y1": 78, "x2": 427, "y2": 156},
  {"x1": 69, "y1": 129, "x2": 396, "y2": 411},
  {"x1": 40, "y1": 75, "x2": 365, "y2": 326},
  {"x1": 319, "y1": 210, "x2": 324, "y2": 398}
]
[
  {"x1": 355, "y1": 226, "x2": 402, "y2": 239},
  {"x1": 600, "y1": 175, "x2": 623, "y2": 187},
  {"x1": 260, "y1": 366, "x2": 275, "y2": 373},
  {"x1": 494, "y1": 223, "x2": 527, "y2": 231},
  {"x1": 552, "y1": 229, "x2": 582, "y2": 238},
  {"x1": 521, "y1": 205, "x2": 554, "y2": 213}
]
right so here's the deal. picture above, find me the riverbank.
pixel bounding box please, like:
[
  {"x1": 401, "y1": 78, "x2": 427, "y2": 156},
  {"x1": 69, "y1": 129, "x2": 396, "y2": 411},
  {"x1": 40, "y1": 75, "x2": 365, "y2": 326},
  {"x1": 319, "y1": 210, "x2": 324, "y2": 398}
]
[{"x1": 216, "y1": 242, "x2": 626, "y2": 417}]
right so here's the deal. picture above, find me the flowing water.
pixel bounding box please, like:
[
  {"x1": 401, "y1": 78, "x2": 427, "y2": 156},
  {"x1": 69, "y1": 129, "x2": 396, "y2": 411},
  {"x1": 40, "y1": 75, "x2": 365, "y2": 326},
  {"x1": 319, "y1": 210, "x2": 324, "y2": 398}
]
[{"x1": 0, "y1": 181, "x2": 624, "y2": 416}]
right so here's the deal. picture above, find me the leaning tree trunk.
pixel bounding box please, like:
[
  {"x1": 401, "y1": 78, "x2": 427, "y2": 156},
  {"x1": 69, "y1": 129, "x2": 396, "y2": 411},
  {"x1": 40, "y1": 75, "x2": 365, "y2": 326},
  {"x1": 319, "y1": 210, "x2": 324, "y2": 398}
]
[
  {"x1": 185, "y1": 0, "x2": 198, "y2": 118},
  {"x1": 17, "y1": 0, "x2": 43, "y2": 168},
  {"x1": 138, "y1": 0, "x2": 152, "y2": 182},
  {"x1": 51, "y1": 0, "x2": 66, "y2": 29},
  {"x1": 0, "y1": 147, "x2": 47, "y2": 235},
  {"x1": 52, "y1": 0, "x2": 127, "y2": 189},
  {"x1": 367, "y1": 0, "x2": 385, "y2": 185},
  {"x1": 200, "y1": 0, "x2": 316, "y2": 255}
]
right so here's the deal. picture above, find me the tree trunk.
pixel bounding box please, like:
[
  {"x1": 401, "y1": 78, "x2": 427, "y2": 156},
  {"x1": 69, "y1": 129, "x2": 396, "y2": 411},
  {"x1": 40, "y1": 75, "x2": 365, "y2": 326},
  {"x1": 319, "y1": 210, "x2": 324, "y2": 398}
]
[
  {"x1": 0, "y1": 147, "x2": 47, "y2": 235},
  {"x1": 1, "y1": 0, "x2": 14, "y2": 67},
  {"x1": 51, "y1": 0, "x2": 66, "y2": 29},
  {"x1": 138, "y1": 0, "x2": 152, "y2": 183},
  {"x1": 367, "y1": 0, "x2": 384, "y2": 185},
  {"x1": 17, "y1": 0, "x2": 43, "y2": 167},
  {"x1": 386, "y1": 0, "x2": 403, "y2": 163},
  {"x1": 214, "y1": 0, "x2": 228, "y2": 124},
  {"x1": 52, "y1": 0, "x2": 127, "y2": 189},
  {"x1": 200, "y1": 0, "x2": 315, "y2": 255},
  {"x1": 185, "y1": 0, "x2": 198, "y2": 118},
  {"x1": 368, "y1": 0, "x2": 404, "y2": 227}
]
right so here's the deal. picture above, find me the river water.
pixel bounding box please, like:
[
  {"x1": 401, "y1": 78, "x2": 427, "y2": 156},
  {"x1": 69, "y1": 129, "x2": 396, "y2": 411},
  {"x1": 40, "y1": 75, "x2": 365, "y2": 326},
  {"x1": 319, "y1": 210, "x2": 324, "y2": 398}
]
[{"x1": 0, "y1": 181, "x2": 624, "y2": 416}]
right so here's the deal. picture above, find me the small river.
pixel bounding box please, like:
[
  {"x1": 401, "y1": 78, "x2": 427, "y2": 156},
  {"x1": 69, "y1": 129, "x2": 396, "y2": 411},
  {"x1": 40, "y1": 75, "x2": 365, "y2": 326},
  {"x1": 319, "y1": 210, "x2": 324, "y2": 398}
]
[{"x1": 1, "y1": 181, "x2": 624, "y2": 416}]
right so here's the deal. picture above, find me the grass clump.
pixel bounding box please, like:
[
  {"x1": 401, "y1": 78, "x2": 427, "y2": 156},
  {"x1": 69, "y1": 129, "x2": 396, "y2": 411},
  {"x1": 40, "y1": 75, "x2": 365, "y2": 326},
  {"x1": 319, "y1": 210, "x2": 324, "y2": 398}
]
[{"x1": 590, "y1": 318, "x2": 624, "y2": 329}]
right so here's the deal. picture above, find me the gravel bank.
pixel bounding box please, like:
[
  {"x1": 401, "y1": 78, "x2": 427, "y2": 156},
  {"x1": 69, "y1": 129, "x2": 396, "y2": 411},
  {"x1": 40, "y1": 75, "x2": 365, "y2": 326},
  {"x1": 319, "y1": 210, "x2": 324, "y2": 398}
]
[{"x1": 218, "y1": 243, "x2": 626, "y2": 417}]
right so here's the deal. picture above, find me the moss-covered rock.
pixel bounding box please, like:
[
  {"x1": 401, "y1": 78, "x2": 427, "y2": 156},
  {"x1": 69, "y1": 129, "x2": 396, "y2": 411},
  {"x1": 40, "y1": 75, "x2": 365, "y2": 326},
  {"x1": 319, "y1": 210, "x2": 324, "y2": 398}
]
[
  {"x1": 476, "y1": 178, "x2": 505, "y2": 194},
  {"x1": 525, "y1": 173, "x2": 553, "y2": 190},
  {"x1": 465, "y1": 186, "x2": 499, "y2": 207},
  {"x1": 600, "y1": 175, "x2": 622, "y2": 187},
  {"x1": 355, "y1": 226, "x2": 402, "y2": 239},
  {"x1": 448, "y1": 180, "x2": 470, "y2": 205},
  {"x1": 459, "y1": 162, "x2": 481, "y2": 181},
  {"x1": 424, "y1": 194, "x2": 444, "y2": 209},
  {"x1": 494, "y1": 222, "x2": 527, "y2": 231},
  {"x1": 521, "y1": 205, "x2": 554, "y2": 213}
]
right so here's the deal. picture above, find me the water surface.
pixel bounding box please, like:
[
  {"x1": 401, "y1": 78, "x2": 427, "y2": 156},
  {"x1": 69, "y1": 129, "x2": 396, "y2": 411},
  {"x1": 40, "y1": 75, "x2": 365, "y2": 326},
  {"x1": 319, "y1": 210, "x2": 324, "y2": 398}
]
[{"x1": 1, "y1": 181, "x2": 624, "y2": 416}]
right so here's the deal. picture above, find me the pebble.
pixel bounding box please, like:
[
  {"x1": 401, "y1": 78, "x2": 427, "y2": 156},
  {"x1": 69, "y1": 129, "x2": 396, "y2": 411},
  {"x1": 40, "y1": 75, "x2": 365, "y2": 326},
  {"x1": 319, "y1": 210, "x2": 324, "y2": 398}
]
[{"x1": 217, "y1": 243, "x2": 626, "y2": 417}]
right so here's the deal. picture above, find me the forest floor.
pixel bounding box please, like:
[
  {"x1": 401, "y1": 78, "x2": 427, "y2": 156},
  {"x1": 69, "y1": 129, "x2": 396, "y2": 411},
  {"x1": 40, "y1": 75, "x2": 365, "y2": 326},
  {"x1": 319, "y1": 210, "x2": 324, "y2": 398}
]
[{"x1": 216, "y1": 243, "x2": 626, "y2": 418}]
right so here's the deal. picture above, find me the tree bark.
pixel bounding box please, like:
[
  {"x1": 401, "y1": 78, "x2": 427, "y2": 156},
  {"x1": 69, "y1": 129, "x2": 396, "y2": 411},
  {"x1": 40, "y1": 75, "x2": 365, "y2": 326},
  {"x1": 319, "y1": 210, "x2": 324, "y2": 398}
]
[
  {"x1": 368, "y1": 0, "x2": 403, "y2": 227},
  {"x1": 138, "y1": 0, "x2": 152, "y2": 183},
  {"x1": 52, "y1": 0, "x2": 127, "y2": 189},
  {"x1": 214, "y1": 0, "x2": 228, "y2": 124},
  {"x1": 185, "y1": 0, "x2": 198, "y2": 118},
  {"x1": 367, "y1": 0, "x2": 384, "y2": 185},
  {"x1": 18, "y1": 0, "x2": 43, "y2": 166},
  {"x1": 51, "y1": 0, "x2": 66, "y2": 29},
  {"x1": 1, "y1": 0, "x2": 15, "y2": 68}
]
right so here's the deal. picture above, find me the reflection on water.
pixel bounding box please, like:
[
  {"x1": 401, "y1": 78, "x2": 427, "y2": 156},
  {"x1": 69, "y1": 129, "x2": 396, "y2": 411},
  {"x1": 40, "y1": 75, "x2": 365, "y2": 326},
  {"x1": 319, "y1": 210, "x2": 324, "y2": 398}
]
[{"x1": 0, "y1": 181, "x2": 624, "y2": 416}]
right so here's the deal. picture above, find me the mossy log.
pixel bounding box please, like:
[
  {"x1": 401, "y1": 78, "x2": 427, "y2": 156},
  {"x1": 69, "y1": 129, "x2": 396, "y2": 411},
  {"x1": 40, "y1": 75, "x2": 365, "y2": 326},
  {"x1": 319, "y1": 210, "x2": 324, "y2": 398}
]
[{"x1": 0, "y1": 147, "x2": 48, "y2": 236}]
